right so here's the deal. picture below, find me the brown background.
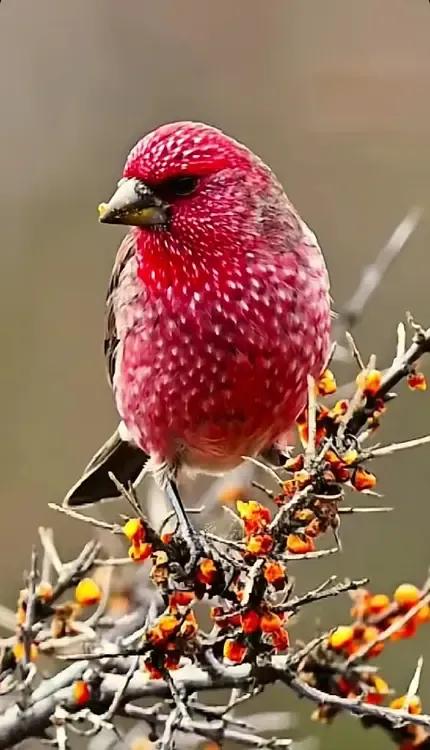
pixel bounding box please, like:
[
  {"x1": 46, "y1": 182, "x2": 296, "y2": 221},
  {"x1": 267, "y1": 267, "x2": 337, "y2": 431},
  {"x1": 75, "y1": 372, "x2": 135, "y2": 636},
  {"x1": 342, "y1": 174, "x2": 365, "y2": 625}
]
[{"x1": 1, "y1": 1, "x2": 430, "y2": 747}]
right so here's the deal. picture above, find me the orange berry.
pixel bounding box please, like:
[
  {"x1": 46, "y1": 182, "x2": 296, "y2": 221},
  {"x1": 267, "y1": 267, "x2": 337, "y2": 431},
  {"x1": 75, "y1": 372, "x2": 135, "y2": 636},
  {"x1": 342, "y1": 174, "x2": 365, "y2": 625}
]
[
  {"x1": 272, "y1": 628, "x2": 290, "y2": 651},
  {"x1": 393, "y1": 583, "x2": 421, "y2": 609},
  {"x1": 75, "y1": 578, "x2": 102, "y2": 607},
  {"x1": 179, "y1": 611, "x2": 198, "y2": 640},
  {"x1": 286, "y1": 534, "x2": 315, "y2": 555},
  {"x1": 295, "y1": 508, "x2": 314, "y2": 523},
  {"x1": 365, "y1": 693, "x2": 383, "y2": 705},
  {"x1": 363, "y1": 626, "x2": 384, "y2": 656},
  {"x1": 390, "y1": 694, "x2": 422, "y2": 714},
  {"x1": 282, "y1": 479, "x2": 297, "y2": 498},
  {"x1": 284, "y1": 454, "x2": 304, "y2": 472},
  {"x1": 357, "y1": 369, "x2": 382, "y2": 396},
  {"x1": 164, "y1": 652, "x2": 181, "y2": 671},
  {"x1": 342, "y1": 449, "x2": 359, "y2": 465},
  {"x1": 296, "y1": 419, "x2": 309, "y2": 447},
  {"x1": 325, "y1": 449, "x2": 343, "y2": 469},
  {"x1": 246, "y1": 534, "x2": 273, "y2": 555},
  {"x1": 122, "y1": 518, "x2": 145, "y2": 543},
  {"x1": 317, "y1": 369, "x2": 337, "y2": 396},
  {"x1": 128, "y1": 542, "x2": 153, "y2": 562},
  {"x1": 330, "y1": 399, "x2": 349, "y2": 419},
  {"x1": 223, "y1": 639, "x2": 248, "y2": 663},
  {"x1": 12, "y1": 641, "x2": 38, "y2": 663},
  {"x1": 236, "y1": 500, "x2": 271, "y2": 532},
  {"x1": 337, "y1": 677, "x2": 356, "y2": 698},
  {"x1": 264, "y1": 561, "x2": 286, "y2": 586},
  {"x1": 334, "y1": 465, "x2": 351, "y2": 483},
  {"x1": 240, "y1": 610, "x2": 261, "y2": 634},
  {"x1": 260, "y1": 611, "x2": 283, "y2": 633},
  {"x1": 407, "y1": 372, "x2": 427, "y2": 391},
  {"x1": 372, "y1": 674, "x2": 390, "y2": 695},
  {"x1": 351, "y1": 467, "x2": 376, "y2": 491},
  {"x1": 328, "y1": 625, "x2": 354, "y2": 650},
  {"x1": 305, "y1": 519, "x2": 321, "y2": 538},
  {"x1": 147, "y1": 614, "x2": 180, "y2": 645},
  {"x1": 366, "y1": 675, "x2": 389, "y2": 705},
  {"x1": 368, "y1": 593, "x2": 390, "y2": 614},
  {"x1": 169, "y1": 590, "x2": 195, "y2": 608},
  {"x1": 294, "y1": 469, "x2": 311, "y2": 488},
  {"x1": 389, "y1": 695, "x2": 406, "y2": 711},
  {"x1": 227, "y1": 612, "x2": 241, "y2": 627},
  {"x1": 415, "y1": 603, "x2": 430, "y2": 624},
  {"x1": 196, "y1": 558, "x2": 218, "y2": 586},
  {"x1": 16, "y1": 605, "x2": 26, "y2": 626},
  {"x1": 73, "y1": 680, "x2": 91, "y2": 705},
  {"x1": 210, "y1": 606, "x2": 223, "y2": 621},
  {"x1": 389, "y1": 617, "x2": 417, "y2": 641},
  {"x1": 158, "y1": 614, "x2": 180, "y2": 637},
  {"x1": 144, "y1": 660, "x2": 163, "y2": 679},
  {"x1": 36, "y1": 582, "x2": 54, "y2": 602}
]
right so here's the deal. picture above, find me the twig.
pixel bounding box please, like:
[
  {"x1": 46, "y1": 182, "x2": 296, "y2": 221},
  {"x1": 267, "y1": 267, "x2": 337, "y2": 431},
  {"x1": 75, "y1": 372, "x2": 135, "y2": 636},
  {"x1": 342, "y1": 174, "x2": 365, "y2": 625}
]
[
  {"x1": 345, "y1": 331, "x2": 365, "y2": 370},
  {"x1": 48, "y1": 503, "x2": 122, "y2": 534},
  {"x1": 336, "y1": 207, "x2": 422, "y2": 330},
  {"x1": 406, "y1": 655, "x2": 424, "y2": 708},
  {"x1": 288, "y1": 673, "x2": 430, "y2": 731},
  {"x1": 278, "y1": 577, "x2": 368, "y2": 613},
  {"x1": 51, "y1": 706, "x2": 68, "y2": 750},
  {"x1": 304, "y1": 375, "x2": 316, "y2": 470},
  {"x1": 338, "y1": 506, "x2": 393, "y2": 514},
  {"x1": 395, "y1": 322, "x2": 407, "y2": 362},
  {"x1": 364, "y1": 434, "x2": 430, "y2": 459},
  {"x1": 124, "y1": 703, "x2": 292, "y2": 747},
  {"x1": 21, "y1": 548, "x2": 38, "y2": 678},
  {"x1": 242, "y1": 456, "x2": 283, "y2": 486},
  {"x1": 102, "y1": 654, "x2": 140, "y2": 722},
  {"x1": 284, "y1": 547, "x2": 338, "y2": 562}
]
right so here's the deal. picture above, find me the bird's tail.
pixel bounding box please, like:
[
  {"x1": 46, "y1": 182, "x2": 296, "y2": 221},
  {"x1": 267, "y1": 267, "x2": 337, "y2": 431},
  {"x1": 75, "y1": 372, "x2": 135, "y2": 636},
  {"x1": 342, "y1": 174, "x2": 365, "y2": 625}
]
[{"x1": 63, "y1": 427, "x2": 148, "y2": 507}]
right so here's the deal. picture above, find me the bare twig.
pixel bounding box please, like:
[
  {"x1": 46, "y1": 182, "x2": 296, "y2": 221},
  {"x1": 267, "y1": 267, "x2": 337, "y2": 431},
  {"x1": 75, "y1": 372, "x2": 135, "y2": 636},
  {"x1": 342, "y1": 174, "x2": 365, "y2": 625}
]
[{"x1": 336, "y1": 207, "x2": 422, "y2": 331}]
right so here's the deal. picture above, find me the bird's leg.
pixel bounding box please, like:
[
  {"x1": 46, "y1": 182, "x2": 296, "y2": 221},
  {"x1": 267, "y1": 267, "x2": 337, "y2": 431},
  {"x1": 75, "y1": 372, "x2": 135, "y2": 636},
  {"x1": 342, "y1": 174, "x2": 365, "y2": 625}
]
[
  {"x1": 164, "y1": 478, "x2": 204, "y2": 571},
  {"x1": 153, "y1": 464, "x2": 203, "y2": 573}
]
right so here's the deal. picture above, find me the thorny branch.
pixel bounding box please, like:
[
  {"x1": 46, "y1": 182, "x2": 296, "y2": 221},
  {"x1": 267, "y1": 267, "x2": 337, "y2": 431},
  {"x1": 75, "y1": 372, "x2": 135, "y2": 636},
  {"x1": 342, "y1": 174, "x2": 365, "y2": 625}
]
[{"x1": 2, "y1": 213, "x2": 430, "y2": 750}]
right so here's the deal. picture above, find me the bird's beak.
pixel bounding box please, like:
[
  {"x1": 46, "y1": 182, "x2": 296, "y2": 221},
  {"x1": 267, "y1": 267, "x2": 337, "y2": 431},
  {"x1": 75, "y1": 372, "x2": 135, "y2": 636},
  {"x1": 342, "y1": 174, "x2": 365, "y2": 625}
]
[{"x1": 98, "y1": 178, "x2": 169, "y2": 227}]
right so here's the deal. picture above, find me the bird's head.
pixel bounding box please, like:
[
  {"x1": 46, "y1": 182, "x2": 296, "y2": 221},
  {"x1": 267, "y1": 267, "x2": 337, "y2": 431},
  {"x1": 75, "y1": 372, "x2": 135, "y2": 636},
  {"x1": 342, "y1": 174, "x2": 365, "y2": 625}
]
[{"x1": 98, "y1": 122, "x2": 299, "y2": 289}]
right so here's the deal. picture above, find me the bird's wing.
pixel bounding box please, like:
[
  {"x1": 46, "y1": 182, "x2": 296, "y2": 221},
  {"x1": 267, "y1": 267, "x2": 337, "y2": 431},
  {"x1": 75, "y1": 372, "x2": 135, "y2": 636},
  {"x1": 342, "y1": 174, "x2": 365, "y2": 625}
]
[
  {"x1": 63, "y1": 233, "x2": 149, "y2": 508},
  {"x1": 104, "y1": 232, "x2": 136, "y2": 386},
  {"x1": 63, "y1": 426, "x2": 148, "y2": 507}
]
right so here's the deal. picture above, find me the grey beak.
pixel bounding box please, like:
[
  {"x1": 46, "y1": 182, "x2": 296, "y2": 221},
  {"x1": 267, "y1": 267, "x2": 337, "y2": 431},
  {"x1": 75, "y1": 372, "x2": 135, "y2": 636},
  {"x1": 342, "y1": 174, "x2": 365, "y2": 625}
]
[{"x1": 98, "y1": 178, "x2": 169, "y2": 227}]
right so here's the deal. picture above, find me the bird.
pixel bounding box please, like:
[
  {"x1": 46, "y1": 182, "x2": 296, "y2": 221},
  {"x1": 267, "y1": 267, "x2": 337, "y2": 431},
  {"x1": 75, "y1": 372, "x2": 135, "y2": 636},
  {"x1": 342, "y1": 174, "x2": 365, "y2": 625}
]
[{"x1": 64, "y1": 121, "x2": 331, "y2": 546}]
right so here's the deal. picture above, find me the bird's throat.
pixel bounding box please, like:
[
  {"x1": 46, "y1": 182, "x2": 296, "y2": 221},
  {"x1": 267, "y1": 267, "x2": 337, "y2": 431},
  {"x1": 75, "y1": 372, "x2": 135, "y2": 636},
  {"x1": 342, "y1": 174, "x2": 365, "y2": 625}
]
[{"x1": 135, "y1": 227, "x2": 226, "y2": 294}]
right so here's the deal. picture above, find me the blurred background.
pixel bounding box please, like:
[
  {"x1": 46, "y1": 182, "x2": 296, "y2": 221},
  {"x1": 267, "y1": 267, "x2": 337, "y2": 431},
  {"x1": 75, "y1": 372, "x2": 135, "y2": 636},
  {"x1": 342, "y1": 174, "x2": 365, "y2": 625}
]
[{"x1": 1, "y1": 0, "x2": 430, "y2": 747}]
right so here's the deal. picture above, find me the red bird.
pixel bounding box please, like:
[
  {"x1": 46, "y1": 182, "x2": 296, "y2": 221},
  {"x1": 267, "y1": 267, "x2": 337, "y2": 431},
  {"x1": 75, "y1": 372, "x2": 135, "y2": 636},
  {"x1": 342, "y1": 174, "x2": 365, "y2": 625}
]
[{"x1": 65, "y1": 122, "x2": 331, "y2": 522}]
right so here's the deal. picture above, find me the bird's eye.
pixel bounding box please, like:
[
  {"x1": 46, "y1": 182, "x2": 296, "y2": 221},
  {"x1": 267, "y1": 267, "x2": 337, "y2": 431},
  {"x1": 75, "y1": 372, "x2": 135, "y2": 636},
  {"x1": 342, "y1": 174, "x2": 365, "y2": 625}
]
[{"x1": 166, "y1": 175, "x2": 199, "y2": 197}]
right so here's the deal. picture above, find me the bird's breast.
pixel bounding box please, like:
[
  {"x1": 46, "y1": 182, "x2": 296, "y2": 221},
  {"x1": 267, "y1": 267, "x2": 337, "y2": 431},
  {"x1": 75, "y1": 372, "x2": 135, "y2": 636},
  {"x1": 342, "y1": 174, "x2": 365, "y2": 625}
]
[{"x1": 114, "y1": 248, "x2": 330, "y2": 465}]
